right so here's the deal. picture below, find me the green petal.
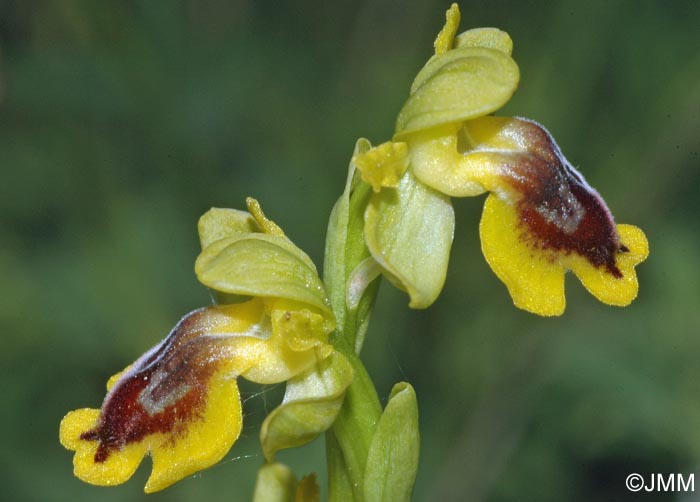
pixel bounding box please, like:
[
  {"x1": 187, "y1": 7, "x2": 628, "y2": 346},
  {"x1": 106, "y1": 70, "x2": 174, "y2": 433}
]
[
  {"x1": 196, "y1": 233, "x2": 332, "y2": 317},
  {"x1": 363, "y1": 383, "x2": 420, "y2": 502},
  {"x1": 395, "y1": 47, "x2": 519, "y2": 139},
  {"x1": 433, "y1": 3, "x2": 460, "y2": 55},
  {"x1": 364, "y1": 170, "x2": 454, "y2": 309},
  {"x1": 260, "y1": 352, "x2": 354, "y2": 462}
]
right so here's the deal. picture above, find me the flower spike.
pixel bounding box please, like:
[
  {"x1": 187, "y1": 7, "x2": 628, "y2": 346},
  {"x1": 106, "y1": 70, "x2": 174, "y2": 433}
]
[{"x1": 59, "y1": 6, "x2": 650, "y2": 498}]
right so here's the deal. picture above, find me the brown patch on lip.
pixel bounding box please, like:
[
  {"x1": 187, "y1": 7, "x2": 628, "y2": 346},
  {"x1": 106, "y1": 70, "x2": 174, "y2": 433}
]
[
  {"x1": 499, "y1": 118, "x2": 626, "y2": 277},
  {"x1": 79, "y1": 308, "x2": 225, "y2": 463}
]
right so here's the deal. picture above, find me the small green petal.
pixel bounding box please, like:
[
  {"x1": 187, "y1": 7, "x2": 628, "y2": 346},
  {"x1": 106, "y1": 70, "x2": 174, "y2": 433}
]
[
  {"x1": 260, "y1": 352, "x2": 354, "y2": 462},
  {"x1": 364, "y1": 170, "x2": 454, "y2": 309},
  {"x1": 246, "y1": 197, "x2": 286, "y2": 237},
  {"x1": 363, "y1": 383, "x2": 420, "y2": 502},
  {"x1": 395, "y1": 47, "x2": 519, "y2": 139},
  {"x1": 433, "y1": 3, "x2": 460, "y2": 55},
  {"x1": 253, "y1": 463, "x2": 297, "y2": 502},
  {"x1": 196, "y1": 234, "x2": 332, "y2": 317}
]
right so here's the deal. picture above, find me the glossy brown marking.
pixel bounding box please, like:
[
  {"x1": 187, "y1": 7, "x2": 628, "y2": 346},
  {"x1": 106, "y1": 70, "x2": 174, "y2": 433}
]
[
  {"x1": 500, "y1": 118, "x2": 627, "y2": 277},
  {"x1": 80, "y1": 308, "x2": 227, "y2": 463}
]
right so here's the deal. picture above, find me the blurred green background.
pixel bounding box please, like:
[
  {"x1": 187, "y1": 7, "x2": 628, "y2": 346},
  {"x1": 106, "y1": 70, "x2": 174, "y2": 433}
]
[{"x1": 1, "y1": 1, "x2": 698, "y2": 500}]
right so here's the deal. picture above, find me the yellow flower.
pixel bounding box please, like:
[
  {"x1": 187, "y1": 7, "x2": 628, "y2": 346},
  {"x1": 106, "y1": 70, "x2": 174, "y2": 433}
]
[
  {"x1": 60, "y1": 200, "x2": 336, "y2": 492},
  {"x1": 357, "y1": 3, "x2": 648, "y2": 316}
]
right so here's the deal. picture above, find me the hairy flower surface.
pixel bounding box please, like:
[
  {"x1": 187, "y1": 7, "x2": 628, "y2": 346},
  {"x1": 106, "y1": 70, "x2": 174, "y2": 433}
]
[
  {"x1": 358, "y1": 3, "x2": 648, "y2": 315},
  {"x1": 60, "y1": 200, "x2": 339, "y2": 492}
]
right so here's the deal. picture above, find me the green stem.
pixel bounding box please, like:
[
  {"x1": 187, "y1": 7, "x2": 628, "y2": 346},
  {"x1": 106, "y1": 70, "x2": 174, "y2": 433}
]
[
  {"x1": 326, "y1": 429, "x2": 353, "y2": 502},
  {"x1": 327, "y1": 336, "x2": 382, "y2": 501},
  {"x1": 322, "y1": 158, "x2": 383, "y2": 501}
]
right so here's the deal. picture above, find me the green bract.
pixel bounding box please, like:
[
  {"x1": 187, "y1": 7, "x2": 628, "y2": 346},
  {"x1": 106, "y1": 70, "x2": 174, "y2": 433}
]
[
  {"x1": 324, "y1": 139, "x2": 381, "y2": 351},
  {"x1": 364, "y1": 383, "x2": 420, "y2": 502}
]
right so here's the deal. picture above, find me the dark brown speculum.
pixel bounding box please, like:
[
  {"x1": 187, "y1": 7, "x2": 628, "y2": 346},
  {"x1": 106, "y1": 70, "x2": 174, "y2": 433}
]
[
  {"x1": 500, "y1": 118, "x2": 627, "y2": 277},
  {"x1": 80, "y1": 309, "x2": 221, "y2": 462}
]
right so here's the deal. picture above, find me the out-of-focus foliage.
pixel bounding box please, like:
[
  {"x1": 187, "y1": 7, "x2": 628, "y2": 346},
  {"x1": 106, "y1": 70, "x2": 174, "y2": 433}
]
[{"x1": 1, "y1": 1, "x2": 698, "y2": 500}]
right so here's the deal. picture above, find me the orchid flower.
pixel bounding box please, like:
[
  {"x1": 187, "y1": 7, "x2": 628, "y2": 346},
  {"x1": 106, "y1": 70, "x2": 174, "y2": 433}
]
[
  {"x1": 355, "y1": 4, "x2": 648, "y2": 315},
  {"x1": 60, "y1": 199, "x2": 351, "y2": 492}
]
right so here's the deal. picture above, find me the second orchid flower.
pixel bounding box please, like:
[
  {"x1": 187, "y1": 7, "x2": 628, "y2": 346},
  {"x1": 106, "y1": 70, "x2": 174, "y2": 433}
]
[{"x1": 355, "y1": 4, "x2": 648, "y2": 316}]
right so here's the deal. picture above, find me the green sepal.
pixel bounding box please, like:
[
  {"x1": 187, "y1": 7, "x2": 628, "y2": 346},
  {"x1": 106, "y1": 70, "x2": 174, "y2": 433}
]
[
  {"x1": 197, "y1": 208, "x2": 259, "y2": 304},
  {"x1": 260, "y1": 352, "x2": 354, "y2": 462},
  {"x1": 196, "y1": 233, "x2": 333, "y2": 318},
  {"x1": 363, "y1": 383, "x2": 420, "y2": 502},
  {"x1": 454, "y1": 27, "x2": 513, "y2": 55},
  {"x1": 395, "y1": 46, "x2": 519, "y2": 139},
  {"x1": 198, "y1": 207, "x2": 260, "y2": 249},
  {"x1": 364, "y1": 169, "x2": 454, "y2": 309}
]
